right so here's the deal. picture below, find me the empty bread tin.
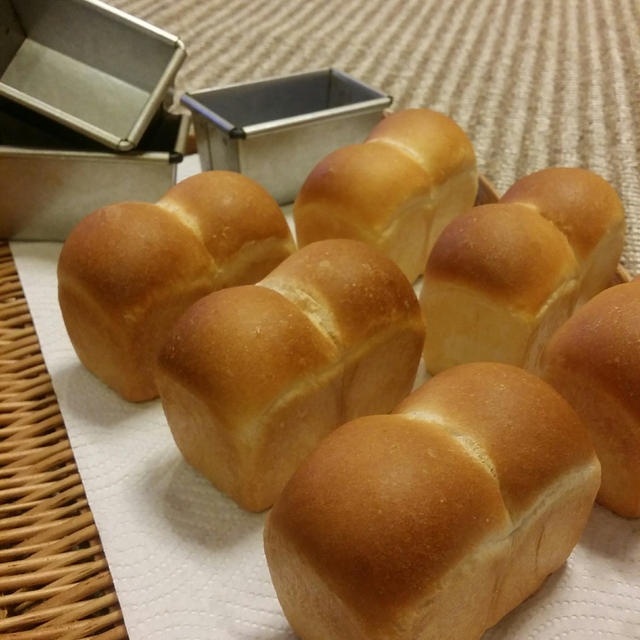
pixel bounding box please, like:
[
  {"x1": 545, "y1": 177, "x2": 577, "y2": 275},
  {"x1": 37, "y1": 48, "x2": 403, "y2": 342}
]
[
  {"x1": 181, "y1": 69, "x2": 392, "y2": 204},
  {"x1": 0, "y1": 98, "x2": 189, "y2": 241},
  {"x1": 0, "y1": 0, "x2": 186, "y2": 151}
]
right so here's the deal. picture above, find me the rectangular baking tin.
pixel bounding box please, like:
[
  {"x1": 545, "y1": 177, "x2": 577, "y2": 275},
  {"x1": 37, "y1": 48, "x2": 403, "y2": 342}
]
[
  {"x1": 181, "y1": 68, "x2": 392, "y2": 204},
  {"x1": 0, "y1": 98, "x2": 189, "y2": 241},
  {"x1": 0, "y1": 0, "x2": 186, "y2": 151}
]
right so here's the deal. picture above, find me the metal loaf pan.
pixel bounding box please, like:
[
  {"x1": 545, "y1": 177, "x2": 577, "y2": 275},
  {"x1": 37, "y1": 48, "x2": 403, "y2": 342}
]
[
  {"x1": 0, "y1": 98, "x2": 189, "y2": 241},
  {"x1": 181, "y1": 68, "x2": 392, "y2": 204},
  {"x1": 0, "y1": 0, "x2": 186, "y2": 151}
]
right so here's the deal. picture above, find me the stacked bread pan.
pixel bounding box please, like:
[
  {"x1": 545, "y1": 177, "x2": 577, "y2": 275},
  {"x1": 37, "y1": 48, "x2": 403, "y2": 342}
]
[{"x1": 0, "y1": 0, "x2": 189, "y2": 240}]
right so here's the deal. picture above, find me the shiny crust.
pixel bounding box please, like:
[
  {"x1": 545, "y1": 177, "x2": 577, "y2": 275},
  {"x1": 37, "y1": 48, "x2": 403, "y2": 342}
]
[
  {"x1": 293, "y1": 108, "x2": 478, "y2": 282},
  {"x1": 292, "y1": 143, "x2": 431, "y2": 234},
  {"x1": 157, "y1": 170, "x2": 293, "y2": 262},
  {"x1": 365, "y1": 108, "x2": 476, "y2": 180},
  {"x1": 425, "y1": 203, "x2": 578, "y2": 313},
  {"x1": 58, "y1": 171, "x2": 295, "y2": 402},
  {"x1": 420, "y1": 168, "x2": 625, "y2": 374},
  {"x1": 500, "y1": 167, "x2": 625, "y2": 260},
  {"x1": 157, "y1": 285, "x2": 338, "y2": 429},
  {"x1": 501, "y1": 167, "x2": 625, "y2": 303},
  {"x1": 58, "y1": 202, "x2": 214, "y2": 309},
  {"x1": 264, "y1": 362, "x2": 600, "y2": 640},
  {"x1": 268, "y1": 415, "x2": 509, "y2": 632},
  {"x1": 57, "y1": 202, "x2": 216, "y2": 401},
  {"x1": 542, "y1": 279, "x2": 640, "y2": 516},
  {"x1": 156, "y1": 239, "x2": 425, "y2": 511},
  {"x1": 260, "y1": 239, "x2": 423, "y2": 348},
  {"x1": 395, "y1": 363, "x2": 597, "y2": 515}
]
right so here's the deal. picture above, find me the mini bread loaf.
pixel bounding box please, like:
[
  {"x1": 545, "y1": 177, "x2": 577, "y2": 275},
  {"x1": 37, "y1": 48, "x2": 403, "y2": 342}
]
[
  {"x1": 57, "y1": 170, "x2": 295, "y2": 402},
  {"x1": 293, "y1": 108, "x2": 478, "y2": 282},
  {"x1": 264, "y1": 362, "x2": 600, "y2": 640},
  {"x1": 155, "y1": 239, "x2": 425, "y2": 512},
  {"x1": 420, "y1": 167, "x2": 625, "y2": 374},
  {"x1": 421, "y1": 202, "x2": 580, "y2": 373},
  {"x1": 541, "y1": 277, "x2": 640, "y2": 518}
]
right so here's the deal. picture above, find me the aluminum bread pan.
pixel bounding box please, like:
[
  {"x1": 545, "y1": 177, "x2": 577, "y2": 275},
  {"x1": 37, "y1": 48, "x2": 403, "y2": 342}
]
[
  {"x1": 181, "y1": 68, "x2": 392, "y2": 204},
  {"x1": 0, "y1": 98, "x2": 189, "y2": 241},
  {"x1": 0, "y1": 0, "x2": 186, "y2": 151}
]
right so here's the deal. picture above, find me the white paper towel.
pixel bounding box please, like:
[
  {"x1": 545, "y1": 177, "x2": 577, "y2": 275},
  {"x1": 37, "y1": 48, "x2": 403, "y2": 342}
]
[{"x1": 9, "y1": 157, "x2": 640, "y2": 640}]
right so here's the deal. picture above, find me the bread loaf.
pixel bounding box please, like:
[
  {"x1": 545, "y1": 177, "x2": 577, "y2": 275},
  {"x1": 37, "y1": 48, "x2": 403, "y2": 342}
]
[
  {"x1": 293, "y1": 108, "x2": 478, "y2": 282},
  {"x1": 541, "y1": 276, "x2": 640, "y2": 517},
  {"x1": 420, "y1": 167, "x2": 625, "y2": 374},
  {"x1": 264, "y1": 362, "x2": 600, "y2": 640},
  {"x1": 57, "y1": 170, "x2": 295, "y2": 402},
  {"x1": 155, "y1": 239, "x2": 425, "y2": 512}
]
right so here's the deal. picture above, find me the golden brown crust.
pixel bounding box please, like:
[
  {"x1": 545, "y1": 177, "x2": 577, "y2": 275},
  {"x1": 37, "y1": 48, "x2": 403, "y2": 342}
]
[
  {"x1": 155, "y1": 283, "x2": 345, "y2": 511},
  {"x1": 420, "y1": 166, "x2": 625, "y2": 375},
  {"x1": 158, "y1": 170, "x2": 295, "y2": 263},
  {"x1": 500, "y1": 167, "x2": 625, "y2": 305},
  {"x1": 57, "y1": 202, "x2": 216, "y2": 401},
  {"x1": 157, "y1": 285, "x2": 338, "y2": 428},
  {"x1": 365, "y1": 108, "x2": 477, "y2": 181},
  {"x1": 294, "y1": 142, "x2": 431, "y2": 235},
  {"x1": 267, "y1": 414, "x2": 509, "y2": 627},
  {"x1": 425, "y1": 203, "x2": 578, "y2": 313},
  {"x1": 156, "y1": 239, "x2": 425, "y2": 511},
  {"x1": 58, "y1": 202, "x2": 215, "y2": 308},
  {"x1": 264, "y1": 362, "x2": 600, "y2": 640},
  {"x1": 543, "y1": 280, "x2": 640, "y2": 412},
  {"x1": 293, "y1": 108, "x2": 478, "y2": 282},
  {"x1": 395, "y1": 362, "x2": 596, "y2": 515},
  {"x1": 57, "y1": 171, "x2": 295, "y2": 402},
  {"x1": 261, "y1": 239, "x2": 423, "y2": 348},
  {"x1": 500, "y1": 167, "x2": 625, "y2": 259},
  {"x1": 541, "y1": 279, "x2": 640, "y2": 516}
]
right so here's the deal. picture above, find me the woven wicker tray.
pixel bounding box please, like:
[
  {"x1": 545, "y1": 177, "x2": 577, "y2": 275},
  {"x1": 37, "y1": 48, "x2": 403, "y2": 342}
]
[{"x1": 0, "y1": 242, "x2": 128, "y2": 640}]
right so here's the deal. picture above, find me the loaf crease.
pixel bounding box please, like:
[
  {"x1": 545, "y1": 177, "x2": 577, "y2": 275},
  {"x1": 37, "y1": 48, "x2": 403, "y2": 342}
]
[
  {"x1": 264, "y1": 362, "x2": 600, "y2": 640},
  {"x1": 420, "y1": 167, "x2": 625, "y2": 374},
  {"x1": 155, "y1": 239, "x2": 425, "y2": 511},
  {"x1": 293, "y1": 108, "x2": 478, "y2": 282},
  {"x1": 58, "y1": 170, "x2": 295, "y2": 401}
]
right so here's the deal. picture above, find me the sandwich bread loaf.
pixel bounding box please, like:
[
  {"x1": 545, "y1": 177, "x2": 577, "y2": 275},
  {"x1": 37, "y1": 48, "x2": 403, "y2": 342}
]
[
  {"x1": 541, "y1": 276, "x2": 640, "y2": 517},
  {"x1": 293, "y1": 108, "x2": 478, "y2": 282},
  {"x1": 57, "y1": 170, "x2": 295, "y2": 402},
  {"x1": 264, "y1": 362, "x2": 600, "y2": 640},
  {"x1": 420, "y1": 167, "x2": 625, "y2": 374},
  {"x1": 155, "y1": 239, "x2": 425, "y2": 512}
]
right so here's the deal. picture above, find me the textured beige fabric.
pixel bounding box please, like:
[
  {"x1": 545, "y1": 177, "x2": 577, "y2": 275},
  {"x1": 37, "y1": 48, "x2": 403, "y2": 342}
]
[{"x1": 108, "y1": 0, "x2": 640, "y2": 274}]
